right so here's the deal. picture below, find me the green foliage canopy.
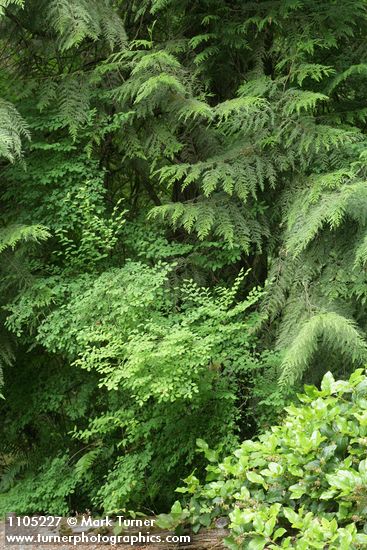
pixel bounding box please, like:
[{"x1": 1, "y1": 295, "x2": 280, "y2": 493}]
[{"x1": 1, "y1": 0, "x2": 367, "y2": 516}]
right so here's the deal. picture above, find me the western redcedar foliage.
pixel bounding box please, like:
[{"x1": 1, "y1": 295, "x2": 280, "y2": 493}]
[{"x1": 1, "y1": 0, "x2": 367, "y2": 515}]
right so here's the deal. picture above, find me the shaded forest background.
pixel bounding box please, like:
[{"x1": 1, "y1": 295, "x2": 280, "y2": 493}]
[{"x1": 1, "y1": 0, "x2": 367, "y2": 517}]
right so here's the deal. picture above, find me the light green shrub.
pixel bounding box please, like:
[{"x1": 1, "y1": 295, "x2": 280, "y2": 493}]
[{"x1": 159, "y1": 369, "x2": 367, "y2": 549}]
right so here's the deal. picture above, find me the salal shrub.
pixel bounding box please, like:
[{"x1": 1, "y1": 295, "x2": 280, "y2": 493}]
[{"x1": 159, "y1": 369, "x2": 367, "y2": 549}]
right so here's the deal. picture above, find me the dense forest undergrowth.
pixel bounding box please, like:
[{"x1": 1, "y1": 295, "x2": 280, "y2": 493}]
[{"x1": 1, "y1": 0, "x2": 367, "y2": 545}]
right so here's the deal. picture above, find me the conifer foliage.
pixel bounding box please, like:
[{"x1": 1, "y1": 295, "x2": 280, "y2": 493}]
[{"x1": 1, "y1": 0, "x2": 367, "y2": 516}]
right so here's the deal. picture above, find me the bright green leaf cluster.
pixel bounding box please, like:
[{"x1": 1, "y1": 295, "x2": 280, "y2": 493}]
[{"x1": 162, "y1": 369, "x2": 367, "y2": 548}]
